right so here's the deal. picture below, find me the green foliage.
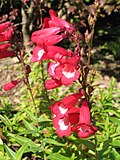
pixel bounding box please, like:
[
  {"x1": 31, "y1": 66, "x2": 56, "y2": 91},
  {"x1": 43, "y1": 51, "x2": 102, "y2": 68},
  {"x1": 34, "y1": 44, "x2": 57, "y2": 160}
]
[{"x1": 0, "y1": 74, "x2": 120, "y2": 159}]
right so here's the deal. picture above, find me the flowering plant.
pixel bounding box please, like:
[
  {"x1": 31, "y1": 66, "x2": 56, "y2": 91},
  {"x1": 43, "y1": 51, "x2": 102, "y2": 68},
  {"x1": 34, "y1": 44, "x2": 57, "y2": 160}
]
[{"x1": 0, "y1": 0, "x2": 119, "y2": 159}]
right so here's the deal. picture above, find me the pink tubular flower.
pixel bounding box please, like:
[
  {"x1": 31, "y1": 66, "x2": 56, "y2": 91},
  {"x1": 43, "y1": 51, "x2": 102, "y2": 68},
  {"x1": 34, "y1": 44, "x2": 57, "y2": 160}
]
[
  {"x1": 31, "y1": 27, "x2": 63, "y2": 45},
  {"x1": 50, "y1": 91, "x2": 83, "y2": 117},
  {"x1": 0, "y1": 50, "x2": 15, "y2": 59},
  {"x1": 0, "y1": 22, "x2": 12, "y2": 33},
  {"x1": 51, "y1": 56, "x2": 80, "y2": 85},
  {"x1": 30, "y1": 45, "x2": 71, "y2": 62},
  {"x1": 4, "y1": 79, "x2": 21, "y2": 91},
  {"x1": 0, "y1": 22, "x2": 14, "y2": 58},
  {"x1": 45, "y1": 78, "x2": 62, "y2": 90},
  {"x1": 0, "y1": 22, "x2": 14, "y2": 42},
  {"x1": 72, "y1": 100, "x2": 97, "y2": 138},
  {"x1": 32, "y1": 27, "x2": 61, "y2": 38},
  {"x1": 53, "y1": 117, "x2": 71, "y2": 138},
  {"x1": 1, "y1": 28, "x2": 14, "y2": 41},
  {"x1": 52, "y1": 107, "x2": 80, "y2": 138},
  {"x1": 0, "y1": 43, "x2": 15, "y2": 58},
  {"x1": 50, "y1": 91, "x2": 84, "y2": 137},
  {"x1": 32, "y1": 34, "x2": 63, "y2": 46},
  {"x1": 43, "y1": 9, "x2": 72, "y2": 30}
]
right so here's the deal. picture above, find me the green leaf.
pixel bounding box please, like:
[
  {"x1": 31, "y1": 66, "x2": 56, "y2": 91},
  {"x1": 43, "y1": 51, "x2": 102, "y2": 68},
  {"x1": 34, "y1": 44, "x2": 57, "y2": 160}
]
[
  {"x1": 8, "y1": 133, "x2": 32, "y2": 145},
  {"x1": 23, "y1": 119, "x2": 38, "y2": 132},
  {"x1": 98, "y1": 139, "x2": 112, "y2": 159},
  {"x1": 105, "y1": 109, "x2": 120, "y2": 118},
  {"x1": 16, "y1": 143, "x2": 28, "y2": 160},
  {"x1": 38, "y1": 114, "x2": 52, "y2": 123},
  {"x1": 0, "y1": 115, "x2": 12, "y2": 127},
  {"x1": 43, "y1": 138, "x2": 65, "y2": 146},
  {"x1": 111, "y1": 148, "x2": 120, "y2": 160},
  {"x1": 8, "y1": 134, "x2": 41, "y2": 153},
  {"x1": 24, "y1": 109, "x2": 36, "y2": 122},
  {"x1": 47, "y1": 153, "x2": 73, "y2": 160},
  {"x1": 109, "y1": 117, "x2": 120, "y2": 125},
  {"x1": 12, "y1": 111, "x2": 23, "y2": 124},
  {"x1": 105, "y1": 115, "x2": 110, "y2": 131},
  {"x1": 111, "y1": 139, "x2": 120, "y2": 147},
  {"x1": 77, "y1": 139, "x2": 95, "y2": 151},
  {"x1": 4, "y1": 144, "x2": 16, "y2": 160}
]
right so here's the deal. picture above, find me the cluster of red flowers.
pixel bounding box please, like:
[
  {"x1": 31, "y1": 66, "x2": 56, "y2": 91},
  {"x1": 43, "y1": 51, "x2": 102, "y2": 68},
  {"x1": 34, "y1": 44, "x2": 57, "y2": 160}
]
[
  {"x1": 0, "y1": 22, "x2": 14, "y2": 59},
  {"x1": 31, "y1": 9, "x2": 80, "y2": 89},
  {"x1": 0, "y1": 9, "x2": 97, "y2": 138},
  {"x1": 31, "y1": 9, "x2": 97, "y2": 138},
  {"x1": 50, "y1": 91, "x2": 97, "y2": 138},
  {"x1": 0, "y1": 21, "x2": 22, "y2": 91}
]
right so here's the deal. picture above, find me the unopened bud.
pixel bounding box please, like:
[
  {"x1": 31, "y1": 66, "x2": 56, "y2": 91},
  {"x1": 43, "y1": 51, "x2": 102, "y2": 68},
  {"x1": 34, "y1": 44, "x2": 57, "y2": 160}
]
[{"x1": 25, "y1": 65, "x2": 31, "y2": 76}]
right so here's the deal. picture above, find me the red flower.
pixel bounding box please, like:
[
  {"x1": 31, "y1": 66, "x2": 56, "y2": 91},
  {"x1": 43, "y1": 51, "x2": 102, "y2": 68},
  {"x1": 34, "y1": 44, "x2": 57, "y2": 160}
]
[
  {"x1": 0, "y1": 22, "x2": 14, "y2": 58},
  {"x1": 72, "y1": 100, "x2": 97, "y2": 138},
  {"x1": 49, "y1": 56, "x2": 80, "y2": 85},
  {"x1": 50, "y1": 91, "x2": 84, "y2": 137},
  {"x1": 4, "y1": 79, "x2": 21, "y2": 91},
  {"x1": 43, "y1": 9, "x2": 71, "y2": 30},
  {"x1": 52, "y1": 107, "x2": 80, "y2": 138},
  {"x1": 0, "y1": 22, "x2": 14, "y2": 42},
  {"x1": 48, "y1": 62, "x2": 60, "y2": 78},
  {"x1": 0, "y1": 22, "x2": 12, "y2": 33},
  {"x1": 32, "y1": 34, "x2": 63, "y2": 46},
  {"x1": 53, "y1": 117, "x2": 71, "y2": 138},
  {"x1": 31, "y1": 45, "x2": 71, "y2": 62},
  {"x1": 45, "y1": 78, "x2": 62, "y2": 90},
  {"x1": 0, "y1": 43, "x2": 15, "y2": 58},
  {"x1": 50, "y1": 92, "x2": 83, "y2": 117},
  {"x1": 31, "y1": 27, "x2": 63, "y2": 45},
  {"x1": 1, "y1": 28, "x2": 14, "y2": 41}
]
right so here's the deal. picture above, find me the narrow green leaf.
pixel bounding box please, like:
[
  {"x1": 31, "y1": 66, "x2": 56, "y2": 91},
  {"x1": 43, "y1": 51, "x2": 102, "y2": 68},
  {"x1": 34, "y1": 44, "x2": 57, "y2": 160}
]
[
  {"x1": 38, "y1": 114, "x2": 52, "y2": 123},
  {"x1": 23, "y1": 119, "x2": 38, "y2": 132},
  {"x1": 16, "y1": 142, "x2": 28, "y2": 160},
  {"x1": 105, "y1": 115, "x2": 109, "y2": 131},
  {"x1": 43, "y1": 138, "x2": 65, "y2": 146},
  {"x1": 109, "y1": 117, "x2": 120, "y2": 125},
  {"x1": 4, "y1": 144, "x2": 16, "y2": 160},
  {"x1": 12, "y1": 111, "x2": 23, "y2": 124},
  {"x1": 111, "y1": 148, "x2": 120, "y2": 160},
  {"x1": 0, "y1": 115, "x2": 12, "y2": 127},
  {"x1": 24, "y1": 109, "x2": 36, "y2": 122},
  {"x1": 105, "y1": 109, "x2": 120, "y2": 118},
  {"x1": 47, "y1": 153, "x2": 73, "y2": 160},
  {"x1": 78, "y1": 139, "x2": 95, "y2": 151},
  {"x1": 8, "y1": 134, "x2": 40, "y2": 153}
]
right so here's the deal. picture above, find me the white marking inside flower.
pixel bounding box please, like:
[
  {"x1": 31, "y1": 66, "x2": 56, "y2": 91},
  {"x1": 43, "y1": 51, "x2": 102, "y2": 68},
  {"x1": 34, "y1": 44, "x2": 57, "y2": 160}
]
[
  {"x1": 51, "y1": 62, "x2": 59, "y2": 74},
  {"x1": 58, "y1": 119, "x2": 68, "y2": 131},
  {"x1": 62, "y1": 70, "x2": 75, "y2": 78},
  {"x1": 78, "y1": 127, "x2": 84, "y2": 132},
  {"x1": 52, "y1": 114, "x2": 56, "y2": 118},
  {"x1": 37, "y1": 49, "x2": 45, "y2": 60},
  {"x1": 59, "y1": 106, "x2": 68, "y2": 114}
]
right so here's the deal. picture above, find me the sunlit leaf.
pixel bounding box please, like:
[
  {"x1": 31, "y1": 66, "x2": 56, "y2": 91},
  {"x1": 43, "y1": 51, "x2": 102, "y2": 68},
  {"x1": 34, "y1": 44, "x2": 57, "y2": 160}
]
[
  {"x1": 16, "y1": 142, "x2": 28, "y2": 160},
  {"x1": 47, "y1": 153, "x2": 73, "y2": 160},
  {"x1": 4, "y1": 144, "x2": 16, "y2": 160},
  {"x1": 43, "y1": 138, "x2": 65, "y2": 146}
]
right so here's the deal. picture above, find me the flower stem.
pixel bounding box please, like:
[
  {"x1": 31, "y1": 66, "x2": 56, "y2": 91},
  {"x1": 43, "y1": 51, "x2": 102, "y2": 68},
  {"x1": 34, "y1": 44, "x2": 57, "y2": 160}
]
[{"x1": 19, "y1": 50, "x2": 38, "y2": 118}]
